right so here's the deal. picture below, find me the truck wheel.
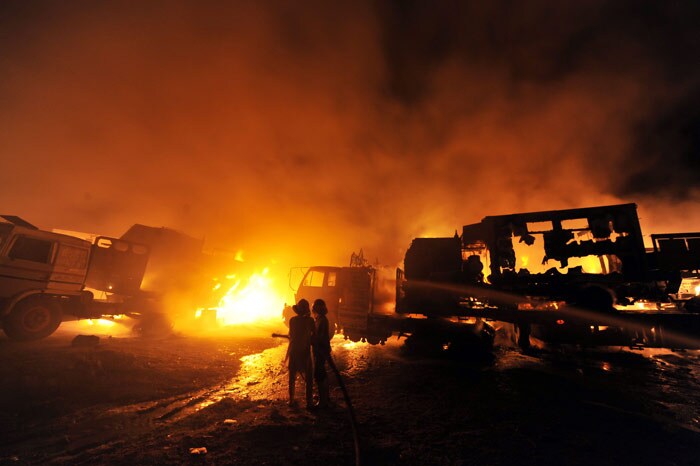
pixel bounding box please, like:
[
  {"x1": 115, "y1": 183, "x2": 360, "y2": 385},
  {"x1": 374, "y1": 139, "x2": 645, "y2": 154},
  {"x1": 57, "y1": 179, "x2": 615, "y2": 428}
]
[{"x1": 3, "y1": 297, "x2": 62, "y2": 341}]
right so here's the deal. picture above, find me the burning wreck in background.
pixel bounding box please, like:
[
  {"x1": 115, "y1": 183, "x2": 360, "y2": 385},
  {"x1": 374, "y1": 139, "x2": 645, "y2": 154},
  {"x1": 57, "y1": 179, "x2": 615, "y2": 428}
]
[
  {"x1": 1, "y1": 2, "x2": 700, "y2": 464},
  {"x1": 119, "y1": 223, "x2": 286, "y2": 332},
  {"x1": 4, "y1": 200, "x2": 700, "y2": 354},
  {"x1": 0, "y1": 215, "x2": 288, "y2": 341}
]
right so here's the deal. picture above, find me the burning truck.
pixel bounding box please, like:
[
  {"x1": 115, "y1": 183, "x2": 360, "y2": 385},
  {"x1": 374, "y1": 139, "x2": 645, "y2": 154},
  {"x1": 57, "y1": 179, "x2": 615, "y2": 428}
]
[
  {"x1": 0, "y1": 216, "x2": 239, "y2": 340},
  {"x1": 286, "y1": 203, "x2": 700, "y2": 351}
]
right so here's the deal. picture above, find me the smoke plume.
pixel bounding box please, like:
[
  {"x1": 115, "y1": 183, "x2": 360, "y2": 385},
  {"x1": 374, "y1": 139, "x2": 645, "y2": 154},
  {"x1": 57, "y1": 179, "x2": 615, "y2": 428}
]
[{"x1": 1, "y1": 0, "x2": 699, "y2": 269}]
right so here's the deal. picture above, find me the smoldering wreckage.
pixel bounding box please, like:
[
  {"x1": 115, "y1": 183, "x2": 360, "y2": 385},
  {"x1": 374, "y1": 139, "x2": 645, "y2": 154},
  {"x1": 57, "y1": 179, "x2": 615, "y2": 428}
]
[
  {"x1": 3, "y1": 203, "x2": 700, "y2": 348},
  {"x1": 2, "y1": 203, "x2": 700, "y2": 464}
]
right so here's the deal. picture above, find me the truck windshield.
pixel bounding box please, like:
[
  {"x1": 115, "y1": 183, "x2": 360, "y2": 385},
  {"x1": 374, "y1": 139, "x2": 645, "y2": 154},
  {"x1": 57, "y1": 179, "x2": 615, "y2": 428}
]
[{"x1": 303, "y1": 270, "x2": 325, "y2": 287}]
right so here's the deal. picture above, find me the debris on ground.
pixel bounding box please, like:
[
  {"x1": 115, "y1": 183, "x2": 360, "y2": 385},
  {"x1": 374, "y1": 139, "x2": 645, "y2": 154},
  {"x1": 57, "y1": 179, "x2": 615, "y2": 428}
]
[{"x1": 71, "y1": 335, "x2": 100, "y2": 347}]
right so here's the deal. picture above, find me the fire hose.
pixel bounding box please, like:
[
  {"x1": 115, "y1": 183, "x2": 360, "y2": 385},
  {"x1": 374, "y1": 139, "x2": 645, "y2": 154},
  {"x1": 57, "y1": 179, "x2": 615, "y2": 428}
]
[{"x1": 273, "y1": 333, "x2": 361, "y2": 466}]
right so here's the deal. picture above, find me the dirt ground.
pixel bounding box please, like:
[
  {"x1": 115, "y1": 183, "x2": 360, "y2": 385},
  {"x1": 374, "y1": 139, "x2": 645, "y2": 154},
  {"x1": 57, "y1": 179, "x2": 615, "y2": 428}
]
[{"x1": 1, "y1": 321, "x2": 699, "y2": 466}]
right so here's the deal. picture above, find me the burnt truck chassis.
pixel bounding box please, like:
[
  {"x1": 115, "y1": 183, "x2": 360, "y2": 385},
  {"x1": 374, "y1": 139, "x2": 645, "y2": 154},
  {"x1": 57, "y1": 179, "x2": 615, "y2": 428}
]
[
  {"x1": 358, "y1": 301, "x2": 700, "y2": 350},
  {"x1": 284, "y1": 204, "x2": 700, "y2": 350},
  {"x1": 392, "y1": 203, "x2": 700, "y2": 349}
]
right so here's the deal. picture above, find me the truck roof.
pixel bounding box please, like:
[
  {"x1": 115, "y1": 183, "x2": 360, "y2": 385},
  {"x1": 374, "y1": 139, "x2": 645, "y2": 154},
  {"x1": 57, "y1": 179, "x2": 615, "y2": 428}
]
[
  {"x1": 479, "y1": 203, "x2": 638, "y2": 224},
  {"x1": 3, "y1": 223, "x2": 91, "y2": 248},
  {"x1": 0, "y1": 215, "x2": 39, "y2": 230}
]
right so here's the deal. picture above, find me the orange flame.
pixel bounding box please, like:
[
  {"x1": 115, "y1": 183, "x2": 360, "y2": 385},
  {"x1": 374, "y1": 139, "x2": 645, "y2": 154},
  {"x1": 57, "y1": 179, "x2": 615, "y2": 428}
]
[
  {"x1": 213, "y1": 268, "x2": 285, "y2": 326},
  {"x1": 63, "y1": 315, "x2": 132, "y2": 336}
]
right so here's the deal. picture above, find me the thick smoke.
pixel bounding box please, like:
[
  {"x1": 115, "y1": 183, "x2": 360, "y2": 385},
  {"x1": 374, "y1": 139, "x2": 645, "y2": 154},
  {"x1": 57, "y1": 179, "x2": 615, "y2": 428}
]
[{"x1": 1, "y1": 0, "x2": 699, "y2": 270}]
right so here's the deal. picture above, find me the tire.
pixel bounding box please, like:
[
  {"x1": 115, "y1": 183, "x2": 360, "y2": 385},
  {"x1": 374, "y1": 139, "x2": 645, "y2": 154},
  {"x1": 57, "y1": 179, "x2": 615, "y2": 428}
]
[{"x1": 3, "y1": 296, "x2": 62, "y2": 341}]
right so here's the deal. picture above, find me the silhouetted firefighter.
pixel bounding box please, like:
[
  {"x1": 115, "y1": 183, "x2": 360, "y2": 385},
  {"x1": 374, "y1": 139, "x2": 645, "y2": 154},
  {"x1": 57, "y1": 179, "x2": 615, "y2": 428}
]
[
  {"x1": 312, "y1": 299, "x2": 332, "y2": 408},
  {"x1": 285, "y1": 299, "x2": 315, "y2": 408}
]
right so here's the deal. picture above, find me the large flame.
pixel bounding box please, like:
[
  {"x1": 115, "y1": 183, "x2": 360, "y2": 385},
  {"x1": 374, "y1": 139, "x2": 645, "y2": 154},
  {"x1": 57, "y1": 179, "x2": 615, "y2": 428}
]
[{"x1": 214, "y1": 268, "x2": 286, "y2": 326}]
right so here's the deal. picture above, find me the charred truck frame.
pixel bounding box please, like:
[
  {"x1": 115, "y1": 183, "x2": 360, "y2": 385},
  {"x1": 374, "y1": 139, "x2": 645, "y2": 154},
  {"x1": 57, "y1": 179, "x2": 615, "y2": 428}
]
[{"x1": 402, "y1": 203, "x2": 657, "y2": 314}]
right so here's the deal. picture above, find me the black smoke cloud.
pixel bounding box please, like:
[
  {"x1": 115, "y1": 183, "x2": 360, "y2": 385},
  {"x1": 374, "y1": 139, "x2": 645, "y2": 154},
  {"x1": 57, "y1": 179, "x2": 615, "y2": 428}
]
[
  {"x1": 622, "y1": 89, "x2": 700, "y2": 199},
  {"x1": 1, "y1": 0, "x2": 699, "y2": 268}
]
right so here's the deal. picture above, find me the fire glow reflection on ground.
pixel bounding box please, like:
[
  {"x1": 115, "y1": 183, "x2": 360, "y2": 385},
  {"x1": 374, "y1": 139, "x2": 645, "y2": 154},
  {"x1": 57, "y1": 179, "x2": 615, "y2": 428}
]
[{"x1": 60, "y1": 315, "x2": 133, "y2": 336}]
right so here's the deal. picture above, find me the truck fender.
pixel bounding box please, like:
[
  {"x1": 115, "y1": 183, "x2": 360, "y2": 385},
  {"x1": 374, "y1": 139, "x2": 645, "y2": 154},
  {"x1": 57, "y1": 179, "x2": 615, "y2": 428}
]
[{"x1": 1, "y1": 290, "x2": 47, "y2": 317}]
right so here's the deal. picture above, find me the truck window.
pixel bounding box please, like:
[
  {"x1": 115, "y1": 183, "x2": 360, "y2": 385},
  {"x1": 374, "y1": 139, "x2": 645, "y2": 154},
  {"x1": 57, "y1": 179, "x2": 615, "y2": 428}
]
[
  {"x1": 527, "y1": 221, "x2": 554, "y2": 233},
  {"x1": 55, "y1": 244, "x2": 89, "y2": 269},
  {"x1": 303, "y1": 270, "x2": 325, "y2": 287},
  {"x1": 8, "y1": 236, "x2": 54, "y2": 263},
  {"x1": 327, "y1": 272, "x2": 337, "y2": 287}
]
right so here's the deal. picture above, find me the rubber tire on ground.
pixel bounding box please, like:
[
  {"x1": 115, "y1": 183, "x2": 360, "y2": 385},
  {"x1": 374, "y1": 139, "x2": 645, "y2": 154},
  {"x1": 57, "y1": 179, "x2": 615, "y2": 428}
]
[{"x1": 3, "y1": 296, "x2": 62, "y2": 341}]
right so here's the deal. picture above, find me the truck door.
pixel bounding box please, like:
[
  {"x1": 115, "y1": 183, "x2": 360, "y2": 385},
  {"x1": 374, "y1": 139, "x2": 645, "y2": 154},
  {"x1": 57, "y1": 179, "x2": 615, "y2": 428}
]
[
  {"x1": 49, "y1": 241, "x2": 91, "y2": 292},
  {"x1": 336, "y1": 267, "x2": 373, "y2": 332},
  {"x1": 85, "y1": 237, "x2": 150, "y2": 295}
]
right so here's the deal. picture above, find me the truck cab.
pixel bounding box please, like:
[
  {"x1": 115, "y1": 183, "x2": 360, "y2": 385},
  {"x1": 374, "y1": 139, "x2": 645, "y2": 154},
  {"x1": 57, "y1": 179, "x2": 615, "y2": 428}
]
[
  {"x1": 284, "y1": 265, "x2": 375, "y2": 338},
  {"x1": 0, "y1": 216, "x2": 149, "y2": 340},
  {"x1": 0, "y1": 220, "x2": 91, "y2": 299}
]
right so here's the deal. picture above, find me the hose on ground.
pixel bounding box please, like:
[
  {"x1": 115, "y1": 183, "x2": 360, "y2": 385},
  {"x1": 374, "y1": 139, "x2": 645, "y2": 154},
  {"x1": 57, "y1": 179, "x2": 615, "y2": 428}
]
[
  {"x1": 273, "y1": 333, "x2": 361, "y2": 466},
  {"x1": 327, "y1": 353, "x2": 361, "y2": 466}
]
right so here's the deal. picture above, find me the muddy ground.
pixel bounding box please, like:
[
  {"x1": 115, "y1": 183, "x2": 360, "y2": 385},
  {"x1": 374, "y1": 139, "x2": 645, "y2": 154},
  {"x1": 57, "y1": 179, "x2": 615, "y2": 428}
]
[{"x1": 0, "y1": 321, "x2": 699, "y2": 466}]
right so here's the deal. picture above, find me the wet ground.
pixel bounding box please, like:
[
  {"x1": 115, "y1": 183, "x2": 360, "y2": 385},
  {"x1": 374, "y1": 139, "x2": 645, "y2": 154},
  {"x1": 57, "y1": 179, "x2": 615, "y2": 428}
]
[{"x1": 0, "y1": 321, "x2": 699, "y2": 465}]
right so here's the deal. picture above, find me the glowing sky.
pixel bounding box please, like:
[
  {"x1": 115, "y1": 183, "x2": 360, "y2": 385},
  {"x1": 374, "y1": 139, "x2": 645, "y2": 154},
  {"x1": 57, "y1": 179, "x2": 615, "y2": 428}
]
[{"x1": 2, "y1": 1, "x2": 699, "y2": 266}]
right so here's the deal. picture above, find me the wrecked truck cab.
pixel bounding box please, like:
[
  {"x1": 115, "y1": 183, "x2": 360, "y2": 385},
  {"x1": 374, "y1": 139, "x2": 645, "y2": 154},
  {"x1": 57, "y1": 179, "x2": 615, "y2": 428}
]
[
  {"x1": 0, "y1": 216, "x2": 150, "y2": 341},
  {"x1": 0, "y1": 218, "x2": 91, "y2": 340}
]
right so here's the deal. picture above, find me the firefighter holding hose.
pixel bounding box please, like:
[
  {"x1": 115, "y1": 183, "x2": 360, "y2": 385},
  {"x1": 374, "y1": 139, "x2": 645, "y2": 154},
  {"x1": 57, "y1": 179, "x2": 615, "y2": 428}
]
[
  {"x1": 312, "y1": 298, "x2": 332, "y2": 408},
  {"x1": 285, "y1": 299, "x2": 315, "y2": 408}
]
